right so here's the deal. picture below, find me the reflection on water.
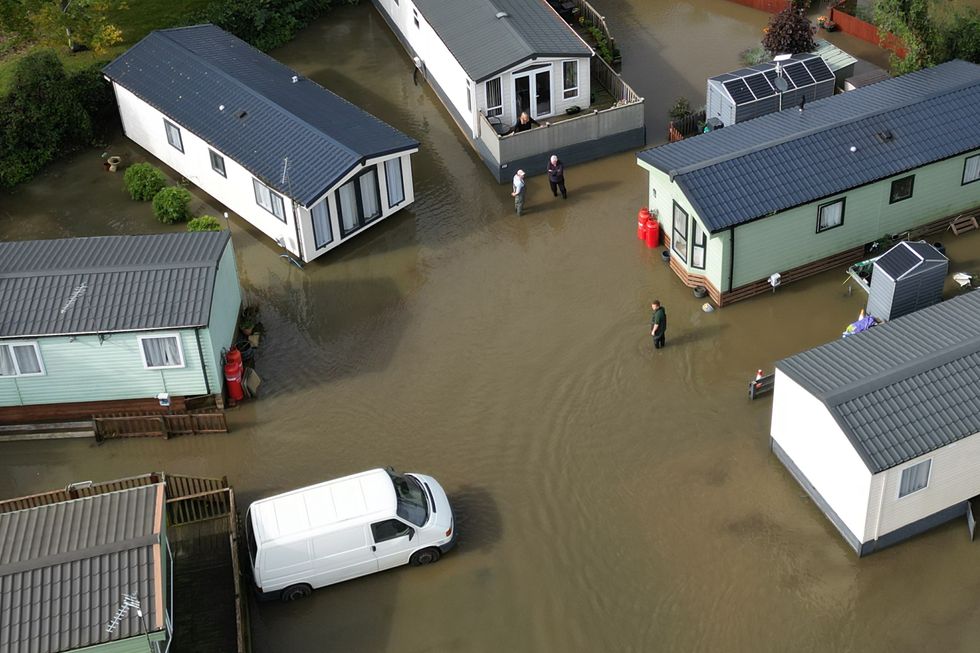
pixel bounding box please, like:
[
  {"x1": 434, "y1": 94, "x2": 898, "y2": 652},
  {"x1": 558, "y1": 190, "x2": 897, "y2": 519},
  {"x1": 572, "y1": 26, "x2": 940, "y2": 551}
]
[{"x1": 2, "y1": 2, "x2": 980, "y2": 652}]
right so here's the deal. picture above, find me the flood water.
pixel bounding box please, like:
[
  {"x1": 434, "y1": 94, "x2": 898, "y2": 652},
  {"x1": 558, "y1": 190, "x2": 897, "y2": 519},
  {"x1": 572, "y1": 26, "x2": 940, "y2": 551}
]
[{"x1": 2, "y1": 2, "x2": 979, "y2": 651}]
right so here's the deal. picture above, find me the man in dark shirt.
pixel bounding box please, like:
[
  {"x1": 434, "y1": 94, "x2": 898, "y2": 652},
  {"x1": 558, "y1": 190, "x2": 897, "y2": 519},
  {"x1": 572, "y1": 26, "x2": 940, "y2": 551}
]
[{"x1": 650, "y1": 300, "x2": 667, "y2": 349}]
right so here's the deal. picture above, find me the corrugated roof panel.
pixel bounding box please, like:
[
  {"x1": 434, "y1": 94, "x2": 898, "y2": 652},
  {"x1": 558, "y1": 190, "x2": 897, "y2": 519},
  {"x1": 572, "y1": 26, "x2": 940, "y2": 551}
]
[
  {"x1": 0, "y1": 232, "x2": 228, "y2": 338},
  {"x1": 103, "y1": 25, "x2": 418, "y2": 206},
  {"x1": 637, "y1": 60, "x2": 980, "y2": 233},
  {"x1": 777, "y1": 292, "x2": 980, "y2": 472}
]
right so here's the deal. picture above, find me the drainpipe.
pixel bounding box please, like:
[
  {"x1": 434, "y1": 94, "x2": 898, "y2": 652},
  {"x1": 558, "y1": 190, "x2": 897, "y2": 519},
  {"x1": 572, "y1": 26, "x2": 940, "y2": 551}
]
[
  {"x1": 872, "y1": 472, "x2": 887, "y2": 544},
  {"x1": 194, "y1": 328, "x2": 211, "y2": 396},
  {"x1": 727, "y1": 227, "x2": 737, "y2": 293},
  {"x1": 291, "y1": 202, "x2": 306, "y2": 263}
]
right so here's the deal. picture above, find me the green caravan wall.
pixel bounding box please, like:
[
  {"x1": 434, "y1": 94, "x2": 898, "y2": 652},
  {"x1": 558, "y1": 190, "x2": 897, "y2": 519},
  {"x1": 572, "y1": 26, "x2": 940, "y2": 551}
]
[
  {"x1": 202, "y1": 240, "x2": 243, "y2": 387},
  {"x1": 640, "y1": 161, "x2": 726, "y2": 289},
  {"x1": 71, "y1": 630, "x2": 167, "y2": 653},
  {"x1": 730, "y1": 151, "x2": 980, "y2": 287},
  {"x1": 0, "y1": 330, "x2": 209, "y2": 407}
]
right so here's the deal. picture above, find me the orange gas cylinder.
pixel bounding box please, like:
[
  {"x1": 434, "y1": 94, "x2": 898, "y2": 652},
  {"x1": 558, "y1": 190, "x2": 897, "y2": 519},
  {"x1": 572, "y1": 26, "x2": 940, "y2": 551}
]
[
  {"x1": 637, "y1": 208, "x2": 651, "y2": 240},
  {"x1": 645, "y1": 217, "x2": 661, "y2": 248}
]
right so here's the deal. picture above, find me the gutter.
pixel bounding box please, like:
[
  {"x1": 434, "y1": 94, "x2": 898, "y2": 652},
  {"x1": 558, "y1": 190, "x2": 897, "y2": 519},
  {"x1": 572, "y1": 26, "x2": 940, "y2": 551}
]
[{"x1": 728, "y1": 227, "x2": 736, "y2": 292}]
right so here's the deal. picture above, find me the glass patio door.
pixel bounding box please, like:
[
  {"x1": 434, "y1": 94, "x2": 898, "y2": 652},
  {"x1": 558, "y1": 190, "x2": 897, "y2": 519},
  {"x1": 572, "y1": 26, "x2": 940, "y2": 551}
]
[{"x1": 513, "y1": 66, "x2": 552, "y2": 120}]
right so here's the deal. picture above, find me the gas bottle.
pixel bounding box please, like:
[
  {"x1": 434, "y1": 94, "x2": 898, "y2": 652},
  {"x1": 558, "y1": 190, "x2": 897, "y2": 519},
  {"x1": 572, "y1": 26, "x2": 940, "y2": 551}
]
[
  {"x1": 637, "y1": 208, "x2": 651, "y2": 240},
  {"x1": 645, "y1": 217, "x2": 660, "y2": 248}
]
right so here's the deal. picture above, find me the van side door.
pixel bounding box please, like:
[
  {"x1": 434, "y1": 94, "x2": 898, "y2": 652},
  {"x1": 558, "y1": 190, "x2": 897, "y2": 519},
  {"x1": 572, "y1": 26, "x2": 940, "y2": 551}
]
[
  {"x1": 311, "y1": 526, "x2": 379, "y2": 588},
  {"x1": 370, "y1": 519, "x2": 415, "y2": 570}
]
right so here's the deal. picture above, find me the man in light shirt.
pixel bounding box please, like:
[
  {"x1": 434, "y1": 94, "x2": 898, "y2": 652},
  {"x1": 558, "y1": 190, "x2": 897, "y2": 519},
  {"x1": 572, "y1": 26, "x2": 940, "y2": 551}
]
[{"x1": 511, "y1": 169, "x2": 526, "y2": 216}]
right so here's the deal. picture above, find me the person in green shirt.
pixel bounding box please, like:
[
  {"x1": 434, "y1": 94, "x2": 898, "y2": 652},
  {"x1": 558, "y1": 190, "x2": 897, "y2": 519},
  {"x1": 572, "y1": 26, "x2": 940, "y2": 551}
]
[{"x1": 650, "y1": 300, "x2": 667, "y2": 349}]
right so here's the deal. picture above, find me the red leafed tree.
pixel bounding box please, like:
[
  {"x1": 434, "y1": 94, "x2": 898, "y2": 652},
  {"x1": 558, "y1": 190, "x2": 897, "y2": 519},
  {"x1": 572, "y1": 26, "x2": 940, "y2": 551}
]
[{"x1": 762, "y1": 0, "x2": 816, "y2": 55}]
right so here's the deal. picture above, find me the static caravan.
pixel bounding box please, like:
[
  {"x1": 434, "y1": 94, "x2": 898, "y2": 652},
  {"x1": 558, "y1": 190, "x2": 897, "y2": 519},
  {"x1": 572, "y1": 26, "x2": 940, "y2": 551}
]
[
  {"x1": 104, "y1": 24, "x2": 420, "y2": 263},
  {"x1": 771, "y1": 291, "x2": 980, "y2": 555}
]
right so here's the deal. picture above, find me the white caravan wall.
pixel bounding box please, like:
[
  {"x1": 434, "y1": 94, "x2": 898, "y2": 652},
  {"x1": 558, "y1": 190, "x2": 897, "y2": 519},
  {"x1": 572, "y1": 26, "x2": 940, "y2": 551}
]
[{"x1": 771, "y1": 370, "x2": 873, "y2": 541}]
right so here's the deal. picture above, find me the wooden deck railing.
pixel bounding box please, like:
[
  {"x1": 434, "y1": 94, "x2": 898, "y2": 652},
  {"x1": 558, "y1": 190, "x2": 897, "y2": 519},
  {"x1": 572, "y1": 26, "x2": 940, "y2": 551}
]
[
  {"x1": 593, "y1": 56, "x2": 639, "y2": 103},
  {"x1": 567, "y1": 0, "x2": 615, "y2": 52}
]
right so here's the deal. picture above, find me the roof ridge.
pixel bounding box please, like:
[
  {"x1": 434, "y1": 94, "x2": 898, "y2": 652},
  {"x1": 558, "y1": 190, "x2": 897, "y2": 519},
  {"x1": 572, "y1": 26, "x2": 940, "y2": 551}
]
[
  {"x1": 154, "y1": 26, "x2": 363, "y2": 186},
  {"x1": 0, "y1": 261, "x2": 214, "y2": 279},
  {"x1": 667, "y1": 67, "x2": 980, "y2": 180},
  {"x1": 822, "y1": 333, "x2": 980, "y2": 407}
]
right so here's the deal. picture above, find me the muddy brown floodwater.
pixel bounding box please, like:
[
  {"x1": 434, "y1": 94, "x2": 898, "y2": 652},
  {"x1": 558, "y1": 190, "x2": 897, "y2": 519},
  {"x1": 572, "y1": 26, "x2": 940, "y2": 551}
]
[{"x1": 3, "y1": 1, "x2": 980, "y2": 652}]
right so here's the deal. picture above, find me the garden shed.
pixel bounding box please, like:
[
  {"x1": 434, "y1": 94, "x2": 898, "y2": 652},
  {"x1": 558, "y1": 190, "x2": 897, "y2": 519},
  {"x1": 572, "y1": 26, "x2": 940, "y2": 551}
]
[
  {"x1": 866, "y1": 240, "x2": 948, "y2": 321},
  {"x1": 706, "y1": 53, "x2": 835, "y2": 126},
  {"x1": 812, "y1": 40, "x2": 857, "y2": 89}
]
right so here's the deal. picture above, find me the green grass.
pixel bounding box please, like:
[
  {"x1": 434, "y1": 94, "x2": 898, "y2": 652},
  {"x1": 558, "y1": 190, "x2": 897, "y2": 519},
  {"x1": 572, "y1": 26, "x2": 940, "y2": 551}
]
[{"x1": 0, "y1": 0, "x2": 211, "y2": 94}]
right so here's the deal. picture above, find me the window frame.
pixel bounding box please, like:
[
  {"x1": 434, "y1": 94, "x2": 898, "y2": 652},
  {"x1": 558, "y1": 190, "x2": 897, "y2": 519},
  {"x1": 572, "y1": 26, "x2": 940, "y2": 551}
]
[
  {"x1": 252, "y1": 178, "x2": 287, "y2": 223},
  {"x1": 384, "y1": 157, "x2": 405, "y2": 208},
  {"x1": 310, "y1": 199, "x2": 334, "y2": 249},
  {"x1": 963, "y1": 153, "x2": 980, "y2": 186},
  {"x1": 485, "y1": 78, "x2": 503, "y2": 117},
  {"x1": 466, "y1": 79, "x2": 472, "y2": 113},
  {"x1": 0, "y1": 341, "x2": 45, "y2": 377},
  {"x1": 816, "y1": 198, "x2": 845, "y2": 233},
  {"x1": 898, "y1": 459, "x2": 932, "y2": 498},
  {"x1": 690, "y1": 219, "x2": 707, "y2": 270},
  {"x1": 889, "y1": 175, "x2": 914, "y2": 204},
  {"x1": 413, "y1": 8, "x2": 420, "y2": 28},
  {"x1": 209, "y1": 149, "x2": 227, "y2": 178},
  {"x1": 163, "y1": 119, "x2": 184, "y2": 153},
  {"x1": 562, "y1": 60, "x2": 579, "y2": 100},
  {"x1": 336, "y1": 166, "x2": 383, "y2": 237},
  {"x1": 671, "y1": 201, "x2": 689, "y2": 264},
  {"x1": 137, "y1": 334, "x2": 185, "y2": 370}
]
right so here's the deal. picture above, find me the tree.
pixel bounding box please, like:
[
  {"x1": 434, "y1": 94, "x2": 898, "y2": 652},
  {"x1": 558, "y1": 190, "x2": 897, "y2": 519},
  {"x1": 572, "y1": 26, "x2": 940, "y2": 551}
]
[
  {"x1": 762, "y1": 0, "x2": 816, "y2": 56},
  {"x1": 2, "y1": 0, "x2": 124, "y2": 53},
  {"x1": 875, "y1": 0, "x2": 980, "y2": 74}
]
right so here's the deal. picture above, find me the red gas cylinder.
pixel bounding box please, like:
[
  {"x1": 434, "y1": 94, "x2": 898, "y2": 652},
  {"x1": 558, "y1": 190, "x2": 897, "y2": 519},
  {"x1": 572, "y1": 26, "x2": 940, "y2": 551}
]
[
  {"x1": 637, "y1": 208, "x2": 651, "y2": 240},
  {"x1": 645, "y1": 217, "x2": 661, "y2": 249},
  {"x1": 224, "y1": 361, "x2": 244, "y2": 401},
  {"x1": 225, "y1": 347, "x2": 242, "y2": 368}
]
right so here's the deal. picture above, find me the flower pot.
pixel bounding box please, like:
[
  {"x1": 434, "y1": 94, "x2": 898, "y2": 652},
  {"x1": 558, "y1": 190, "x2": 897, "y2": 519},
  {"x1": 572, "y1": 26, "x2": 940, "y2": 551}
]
[{"x1": 107, "y1": 156, "x2": 121, "y2": 172}]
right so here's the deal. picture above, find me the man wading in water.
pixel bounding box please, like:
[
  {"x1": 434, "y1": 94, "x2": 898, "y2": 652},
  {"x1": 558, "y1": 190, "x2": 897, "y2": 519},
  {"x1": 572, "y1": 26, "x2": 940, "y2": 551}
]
[
  {"x1": 511, "y1": 169, "x2": 526, "y2": 216},
  {"x1": 650, "y1": 300, "x2": 667, "y2": 349}
]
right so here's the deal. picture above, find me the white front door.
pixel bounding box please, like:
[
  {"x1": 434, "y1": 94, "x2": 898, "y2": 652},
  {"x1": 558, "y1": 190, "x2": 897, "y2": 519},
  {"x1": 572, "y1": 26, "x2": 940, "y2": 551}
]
[{"x1": 513, "y1": 65, "x2": 553, "y2": 120}]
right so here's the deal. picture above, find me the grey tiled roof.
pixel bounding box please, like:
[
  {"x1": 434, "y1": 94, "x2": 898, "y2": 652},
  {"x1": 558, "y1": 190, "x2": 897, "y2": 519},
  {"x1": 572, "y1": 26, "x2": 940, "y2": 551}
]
[
  {"x1": 637, "y1": 60, "x2": 980, "y2": 233},
  {"x1": 0, "y1": 484, "x2": 165, "y2": 653},
  {"x1": 0, "y1": 231, "x2": 230, "y2": 338},
  {"x1": 103, "y1": 25, "x2": 418, "y2": 207},
  {"x1": 412, "y1": 0, "x2": 592, "y2": 82},
  {"x1": 777, "y1": 291, "x2": 980, "y2": 473},
  {"x1": 875, "y1": 241, "x2": 946, "y2": 280}
]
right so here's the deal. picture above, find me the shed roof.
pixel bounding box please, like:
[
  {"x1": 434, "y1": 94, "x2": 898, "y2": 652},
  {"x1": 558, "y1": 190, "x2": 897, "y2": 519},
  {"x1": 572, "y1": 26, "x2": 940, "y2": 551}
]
[
  {"x1": 777, "y1": 291, "x2": 980, "y2": 473},
  {"x1": 103, "y1": 24, "x2": 418, "y2": 207},
  {"x1": 874, "y1": 240, "x2": 947, "y2": 281},
  {"x1": 637, "y1": 59, "x2": 980, "y2": 234},
  {"x1": 0, "y1": 484, "x2": 166, "y2": 653},
  {"x1": 0, "y1": 231, "x2": 230, "y2": 338},
  {"x1": 412, "y1": 0, "x2": 592, "y2": 82},
  {"x1": 811, "y1": 40, "x2": 858, "y2": 74}
]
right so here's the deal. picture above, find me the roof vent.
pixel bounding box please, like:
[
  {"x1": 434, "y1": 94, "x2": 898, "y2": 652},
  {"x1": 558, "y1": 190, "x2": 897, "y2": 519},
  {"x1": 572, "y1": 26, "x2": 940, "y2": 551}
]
[
  {"x1": 291, "y1": 75, "x2": 299, "y2": 83},
  {"x1": 875, "y1": 130, "x2": 894, "y2": 143},
  {"x1": 495, "y1": 11, "x2": 509, "y2": 18},
  {"x1": 237, "y1": 110, "x2": 248, "y2": 120}
]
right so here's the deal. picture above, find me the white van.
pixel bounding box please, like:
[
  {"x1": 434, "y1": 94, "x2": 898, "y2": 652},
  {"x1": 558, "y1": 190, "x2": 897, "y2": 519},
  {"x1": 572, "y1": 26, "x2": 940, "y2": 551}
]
[{"x1": 245, "y1": 468, "x2": 455, "y2": 601}]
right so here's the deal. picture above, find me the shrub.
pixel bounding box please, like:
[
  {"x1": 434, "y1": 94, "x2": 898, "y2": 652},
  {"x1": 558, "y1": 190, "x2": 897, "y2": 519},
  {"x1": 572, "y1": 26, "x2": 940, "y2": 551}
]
[
  {"x1": 187, "y1": 215, "x2": 224, "y2": 232},
  {"x1": 152, "y1": 186, "x2": 193, "y2": 224},
  {"x1": 740, "y1": 45, "x2": 770, "y2": 66},
  {"x1": 762, "y1": 0, "x2": 816, "y2": 55},
  {"x1": 668, "y1": 97, "x2": 692, "y2": 120},
  {"x1": 124, "y1": 162, "x2": 167, "y2": 201},
  {"x1": 195, "y1": 0, "x2": 357, "y2": 51}
]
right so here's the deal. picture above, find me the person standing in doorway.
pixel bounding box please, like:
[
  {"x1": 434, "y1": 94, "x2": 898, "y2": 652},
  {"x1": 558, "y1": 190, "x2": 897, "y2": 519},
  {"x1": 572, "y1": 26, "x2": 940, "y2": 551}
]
[
  {"x1": 511, "y1": 169, "x2": 526, "y2": 216},
  {"x1": 546, "y1": 155, "x2": 567, "y2": 199},
  {"x1": 650, "y1": 300, "x2": 667, "y2": 349}
]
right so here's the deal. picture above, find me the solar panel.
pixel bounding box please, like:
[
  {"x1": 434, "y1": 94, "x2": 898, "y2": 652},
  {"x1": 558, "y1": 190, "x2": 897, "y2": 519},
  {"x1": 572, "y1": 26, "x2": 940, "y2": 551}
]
[
  {"x1": 803, "y1": 57, "x2": 835, "y2": 83},
  {"x1": 744, "y1": 73, "x2": 775, "y2": 98},
  {"x1": 785, "y1": 62, "x2": 815, "y2": 87},
  {"x1": 764, "y1": 69, "x2": 795, "y2": 90},
  {"x1": 723, "y1": 78, "x2": 755, "y2": 104}
]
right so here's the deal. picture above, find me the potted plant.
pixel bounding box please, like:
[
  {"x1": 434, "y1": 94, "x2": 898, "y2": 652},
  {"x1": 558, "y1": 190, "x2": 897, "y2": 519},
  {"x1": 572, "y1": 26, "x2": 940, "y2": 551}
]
[
  {"x1": 824, "y1": 19, "x2": 837, "y2": 31},
  {"x1": 817, "y1": 15, "x2": 827, "y2": 28},
  {"x1": 240, "y1": 305, "x2": 260, "y2": 336}
]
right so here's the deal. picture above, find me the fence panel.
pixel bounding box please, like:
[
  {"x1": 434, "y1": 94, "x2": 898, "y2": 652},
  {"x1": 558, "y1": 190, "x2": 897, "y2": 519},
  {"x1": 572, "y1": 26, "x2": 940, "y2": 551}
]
[
  {"x1": 830, "y1": 8, "x2": 906, "y2": 57},
  {"x1": 567, "y1": 0, "x2": 616, "y2": 51}
]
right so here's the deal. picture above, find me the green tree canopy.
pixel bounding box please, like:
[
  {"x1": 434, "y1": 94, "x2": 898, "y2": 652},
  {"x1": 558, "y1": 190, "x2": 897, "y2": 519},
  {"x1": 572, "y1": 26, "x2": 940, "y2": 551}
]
[
  {"x1": 0, "y1": 0, "x2": 125, "y2": 53},
  {"x1": 875, "y1": 0, "x2": 980, "y2": 74}
]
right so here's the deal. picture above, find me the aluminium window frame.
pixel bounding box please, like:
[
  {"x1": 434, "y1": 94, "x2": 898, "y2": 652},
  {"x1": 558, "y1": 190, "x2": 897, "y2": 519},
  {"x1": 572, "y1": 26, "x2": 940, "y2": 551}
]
[
  {"x1": 562, "y1": 60, "x2": 579, "y2": 100},
  {"x1": 888, "y1": 175, "x2": 914, "y2": 204},
  {"x1": 963, "y1": 153, "x2": 980, "y2": 186},
  {"x1": 209, "y1": 149, "x2": 227, "y2": 178},
  {"x1": 0, "y1": 341, "x2": 45, "y2": 377},
  {"x1": 671, "y1": 201, "x2": 689, "y2": 264},
  {"x1": 252, "y1": 178, "x2": 287, "y2": 223},
  {"x1": 163, "y1": 119, "x2": 184, "y2": 153},
  {"x1": 897, "y1": 458, "x2": 932, "y2": 499},
  {"x1": 137, "y1": 334, "x2": 186, "y2": 370},
  {"x1": 336, "y1": 166, "x2": 383, "y2": 238},
  {"x1": 816, "y1": 197, "x2": 845, "y2": 233}
]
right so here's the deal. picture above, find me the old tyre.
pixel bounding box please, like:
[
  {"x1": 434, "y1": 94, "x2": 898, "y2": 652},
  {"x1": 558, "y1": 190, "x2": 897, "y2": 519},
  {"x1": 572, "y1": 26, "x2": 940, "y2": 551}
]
[
  {"x1": 281, "y1": 584, "x2": 313, "y2": 602},
  {"x1": 410, "y1": 547, "x2": 441, "y2": 566}
]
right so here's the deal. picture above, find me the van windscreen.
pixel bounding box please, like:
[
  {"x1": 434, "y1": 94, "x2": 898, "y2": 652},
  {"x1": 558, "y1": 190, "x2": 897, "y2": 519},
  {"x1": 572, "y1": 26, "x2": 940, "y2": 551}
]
[{"x1": 388, "y1": 471, "x2": 428, "y2": 527}]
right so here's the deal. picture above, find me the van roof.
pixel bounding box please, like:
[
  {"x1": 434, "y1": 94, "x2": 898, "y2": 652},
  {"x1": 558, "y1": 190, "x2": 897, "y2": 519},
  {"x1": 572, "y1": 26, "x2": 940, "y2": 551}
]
[{"x1": 250, "y1": 469, "x2": 395, "y2": 543}]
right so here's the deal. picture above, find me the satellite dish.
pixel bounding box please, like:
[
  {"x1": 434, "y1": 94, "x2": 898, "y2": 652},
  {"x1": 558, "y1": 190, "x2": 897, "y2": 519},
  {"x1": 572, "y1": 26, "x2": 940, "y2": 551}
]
[{"x1": 773, "y1": 76, "x2": 789, "y2": 92}]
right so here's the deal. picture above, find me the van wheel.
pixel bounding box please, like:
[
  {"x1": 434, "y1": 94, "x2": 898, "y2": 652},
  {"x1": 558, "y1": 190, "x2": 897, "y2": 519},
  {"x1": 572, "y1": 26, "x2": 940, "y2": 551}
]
[
  {"x1": 410, "y1": 547, "x2": 441, "y2": 566},
  {"x1": 281, "y1": 584, "x2": 313, "y2": 602}
]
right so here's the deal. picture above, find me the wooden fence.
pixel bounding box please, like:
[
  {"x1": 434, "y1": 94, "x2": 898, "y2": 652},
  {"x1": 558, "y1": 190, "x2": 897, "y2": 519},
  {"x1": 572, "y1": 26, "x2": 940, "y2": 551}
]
[
  {"x1": 566, "y1": 0, "x2": 616, "y2": 52},
  {"x1": 94, "y1": 410, "x2": 228, "y2": 440},
  {"x1": 668, "y1": 110, "x2": 707, "y2": 142},
  {"x1": 830, "y1": 8, "x2": 907, "y2": 58},
  {"x1": 724, "y1": 0, "x2": 790, "y2": 13},
  {"x1": 0, "y1": 472, "x2": 163, "y2": 514}
]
